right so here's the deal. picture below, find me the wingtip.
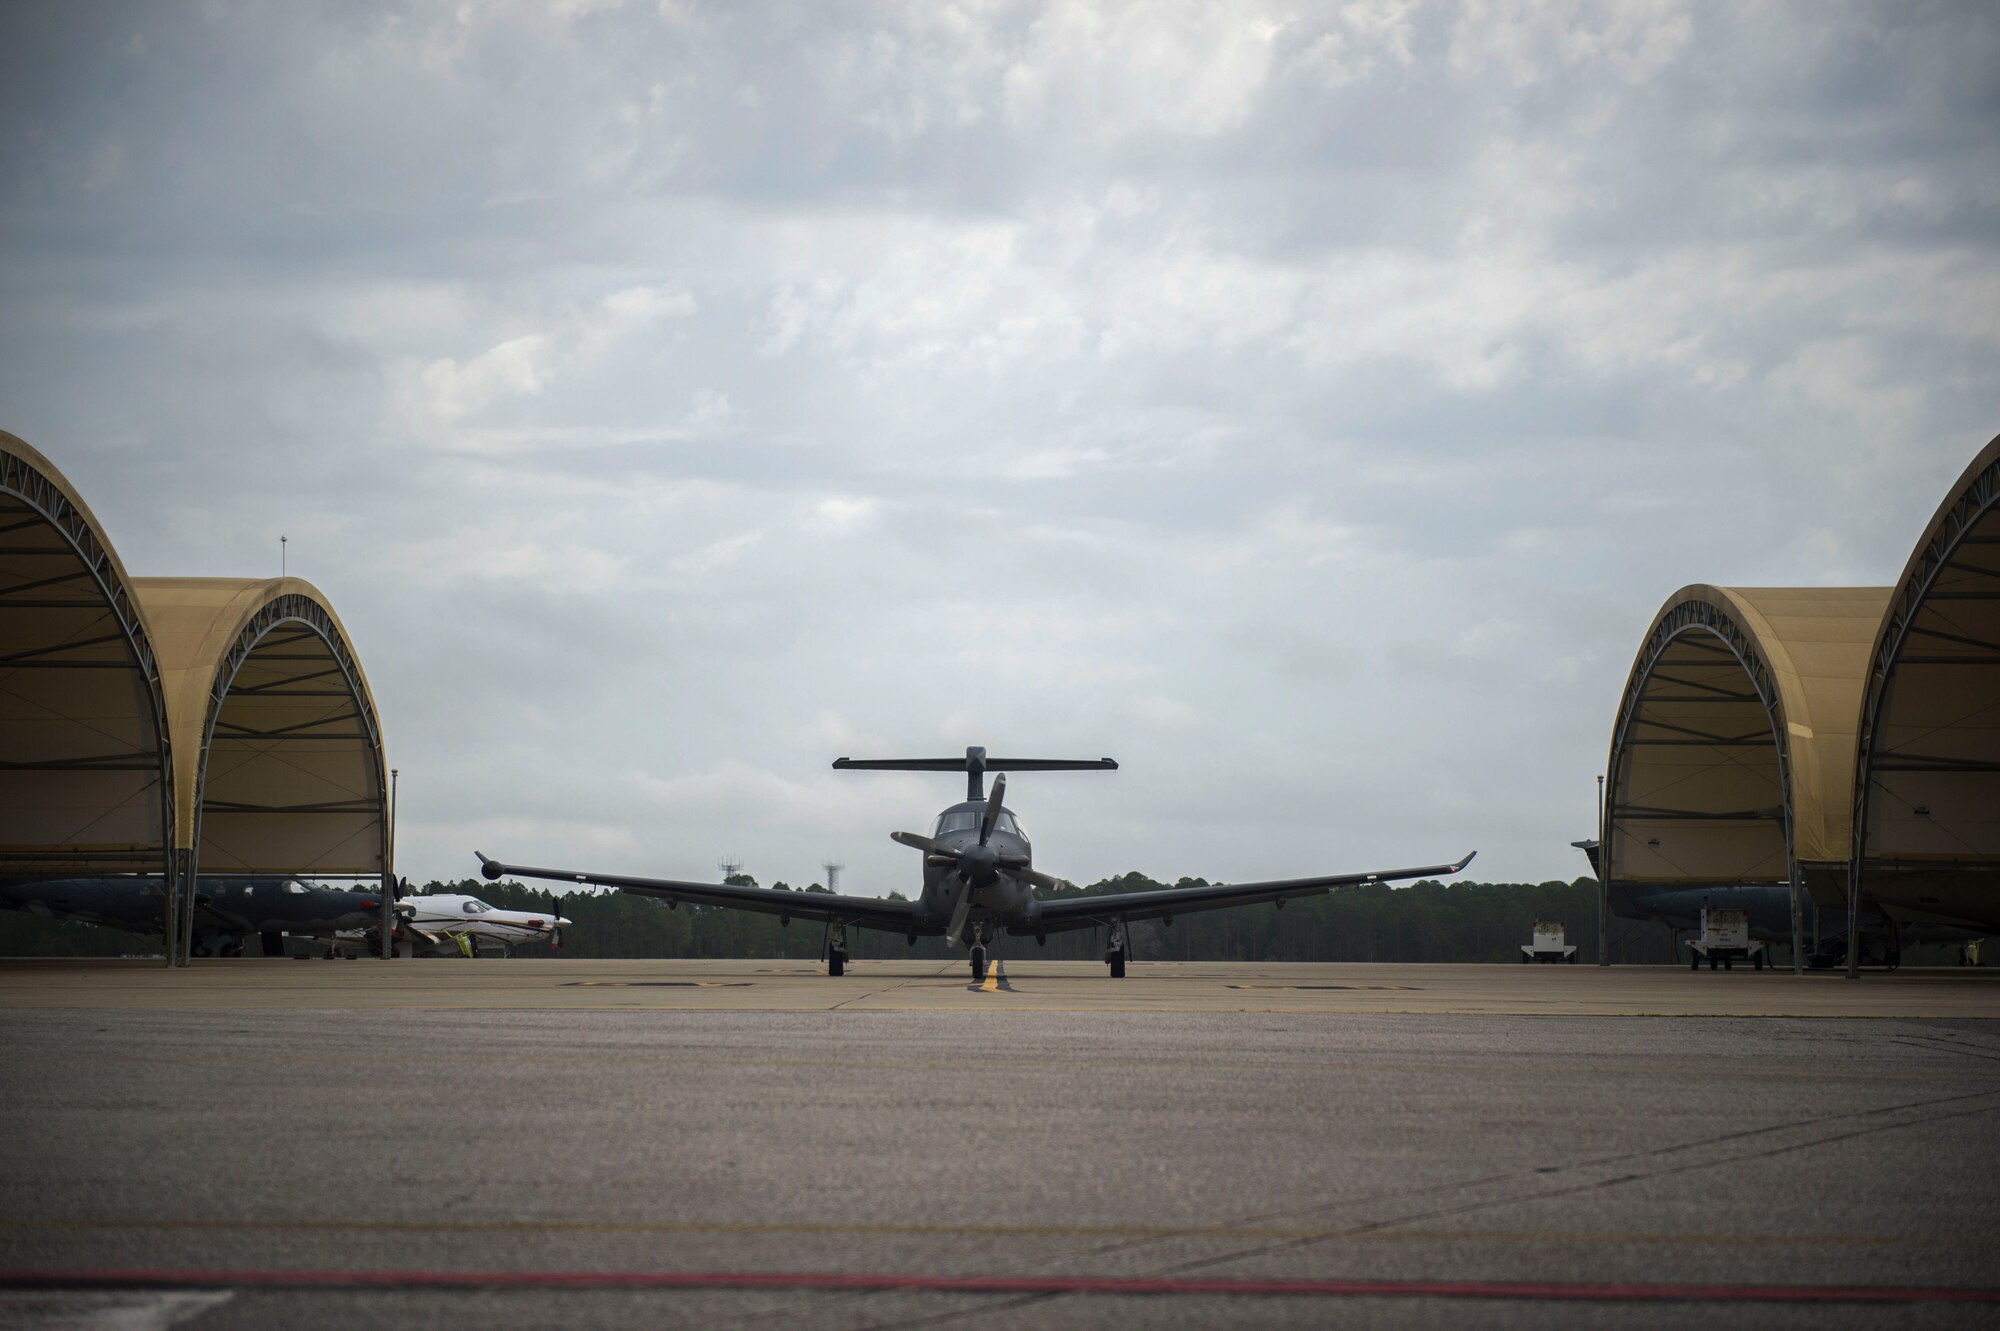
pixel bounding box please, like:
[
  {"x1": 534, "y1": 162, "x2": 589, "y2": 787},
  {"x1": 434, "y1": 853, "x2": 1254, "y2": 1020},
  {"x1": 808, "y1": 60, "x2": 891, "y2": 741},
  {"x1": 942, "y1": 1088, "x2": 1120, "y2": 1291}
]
[{"x1": 1455, "y1": 851, "x2": 1478, "y2": 872}]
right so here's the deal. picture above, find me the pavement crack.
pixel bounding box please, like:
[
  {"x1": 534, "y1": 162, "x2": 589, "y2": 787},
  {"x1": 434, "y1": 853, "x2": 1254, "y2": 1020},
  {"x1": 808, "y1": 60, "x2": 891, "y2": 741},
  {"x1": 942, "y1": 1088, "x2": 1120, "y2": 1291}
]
[{"x1": 1137, "y1": 1090, "x2": 2000, "y2": 1285}]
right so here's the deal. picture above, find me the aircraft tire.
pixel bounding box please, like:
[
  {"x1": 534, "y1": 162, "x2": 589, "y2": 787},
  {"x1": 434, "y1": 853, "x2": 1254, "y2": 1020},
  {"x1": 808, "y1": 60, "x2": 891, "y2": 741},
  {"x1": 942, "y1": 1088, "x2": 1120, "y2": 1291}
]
[
  {"x1": 260, "y1": 931, "x2": 285, "y2": 958},
  {"x1": 1108, "y1": 951, "x2": 1126, "y2": 979},
  {"x1": 829, "y1": 951, "x2": 846, "y2": 977},
  {"x1": 970, "y1": 947, "x2": 987, "y2": 982},
  {"x1": 1690, "y1": 952, "x2": 1700, "y2": 971}
]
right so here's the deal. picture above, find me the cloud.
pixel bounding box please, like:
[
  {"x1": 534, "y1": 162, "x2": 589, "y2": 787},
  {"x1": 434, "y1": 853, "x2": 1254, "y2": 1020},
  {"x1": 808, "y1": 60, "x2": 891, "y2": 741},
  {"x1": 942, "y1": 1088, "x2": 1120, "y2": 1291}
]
[
  {"x1": 1, "y1": 0, "x2": 1994, "y2": 894},
  {"x1": 419, "y1": 334, "x2": 551, "y2": 421}
]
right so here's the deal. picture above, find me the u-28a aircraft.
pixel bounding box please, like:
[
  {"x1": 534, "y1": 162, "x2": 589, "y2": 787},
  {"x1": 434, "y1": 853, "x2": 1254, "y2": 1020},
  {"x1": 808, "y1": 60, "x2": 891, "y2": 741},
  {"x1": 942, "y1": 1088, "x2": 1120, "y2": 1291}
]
[{"x1": 476, "y1": 746, "x2": 1473, "y2": 980}]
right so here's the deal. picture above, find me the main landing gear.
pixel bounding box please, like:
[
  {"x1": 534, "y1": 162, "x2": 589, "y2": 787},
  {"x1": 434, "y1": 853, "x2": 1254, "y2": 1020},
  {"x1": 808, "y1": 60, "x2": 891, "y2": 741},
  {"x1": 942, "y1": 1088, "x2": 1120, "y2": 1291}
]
[
  {"x1": 827, "y1": 919, "x2": 849, "y2": 977},
  {"x1": 1106, "y1": 919, "x2": 1128, "y2": 978}
]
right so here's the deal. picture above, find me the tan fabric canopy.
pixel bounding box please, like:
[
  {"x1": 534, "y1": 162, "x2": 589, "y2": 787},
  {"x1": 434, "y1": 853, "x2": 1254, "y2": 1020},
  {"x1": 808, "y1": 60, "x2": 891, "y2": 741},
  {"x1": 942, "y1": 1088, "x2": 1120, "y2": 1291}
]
[
  {"x1": 1606, "y1": 584, "x2": 1889, "y2": 886},
  {"x1": 1852, "y1": 432, "x2": 2000, "y2": 930},
  {"x1": 136, "y1": 577, "x2": 387, "y2": 874},
  {"x1": 0, "y1": 431, "x2": 173, "y2": 874}
]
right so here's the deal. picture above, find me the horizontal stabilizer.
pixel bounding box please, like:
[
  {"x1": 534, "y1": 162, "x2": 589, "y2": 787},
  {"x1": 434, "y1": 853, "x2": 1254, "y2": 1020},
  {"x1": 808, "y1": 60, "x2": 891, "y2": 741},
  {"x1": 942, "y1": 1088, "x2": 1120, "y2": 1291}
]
[
  {"x1": 835, "y1": 746, "x2": 1116, "y2": 800},
  {"x1": 833, "y1": 757, "x2": 1118, "y2": 772}
]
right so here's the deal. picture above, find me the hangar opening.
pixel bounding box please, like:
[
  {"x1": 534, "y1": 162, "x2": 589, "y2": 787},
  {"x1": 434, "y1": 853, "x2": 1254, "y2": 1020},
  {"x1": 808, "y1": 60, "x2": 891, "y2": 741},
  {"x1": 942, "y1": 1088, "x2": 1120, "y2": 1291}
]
[
  {"x1": 136, "y1": 578, "x2": 391, "y2": 962},
  {"x1": 1851, "y1": 433, "x2": 2000, "y2": 960},
  {"x1": 0, "y1": 433, "x2": 173, "y2": 884},
  {"x1": 1603, "y1": 585, "x2": 1889, "y2": 968}
]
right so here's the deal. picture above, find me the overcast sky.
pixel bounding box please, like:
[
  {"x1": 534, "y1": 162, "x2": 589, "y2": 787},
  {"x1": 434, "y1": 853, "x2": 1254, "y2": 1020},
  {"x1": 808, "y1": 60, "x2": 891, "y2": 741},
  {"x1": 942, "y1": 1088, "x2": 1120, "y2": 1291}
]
[{"x1": 4, "y1": 0, "x2": 1996, "y2": 895}]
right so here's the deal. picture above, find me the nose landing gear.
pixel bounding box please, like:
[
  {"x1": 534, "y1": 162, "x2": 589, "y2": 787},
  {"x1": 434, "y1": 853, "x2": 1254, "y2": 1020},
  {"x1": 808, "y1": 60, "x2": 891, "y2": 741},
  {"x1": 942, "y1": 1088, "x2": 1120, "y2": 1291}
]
[{"x1": 968, "y1": 921, "x2": 990, "y2": 982}]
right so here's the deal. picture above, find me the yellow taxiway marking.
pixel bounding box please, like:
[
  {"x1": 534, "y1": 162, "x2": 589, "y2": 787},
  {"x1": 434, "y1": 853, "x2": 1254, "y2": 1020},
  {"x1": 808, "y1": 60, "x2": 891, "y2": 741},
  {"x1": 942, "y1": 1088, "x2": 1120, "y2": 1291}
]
[
  {"x1": 969, "y1": 960, "x2": 1016, "y2": 993},
  {"x1": 4, "y1": 1216, "x2": 1991, "y2": 1250},
  {"x1": 559, "y1": 981, "x2": 750, "y2": 988},
  {"x1": 1216, "y1": 975, "x2": 1424, "y2": 983}
]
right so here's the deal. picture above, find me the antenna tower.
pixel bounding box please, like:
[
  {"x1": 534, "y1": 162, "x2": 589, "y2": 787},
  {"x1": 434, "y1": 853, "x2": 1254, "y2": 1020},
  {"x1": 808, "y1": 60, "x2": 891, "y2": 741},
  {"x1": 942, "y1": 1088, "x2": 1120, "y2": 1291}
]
[
  {"x1": 822, "y1": 860, "x2": 843, "y2": 893},
  {"x1": 718, "y1": 857, "x2": 743, "y2": 882}
]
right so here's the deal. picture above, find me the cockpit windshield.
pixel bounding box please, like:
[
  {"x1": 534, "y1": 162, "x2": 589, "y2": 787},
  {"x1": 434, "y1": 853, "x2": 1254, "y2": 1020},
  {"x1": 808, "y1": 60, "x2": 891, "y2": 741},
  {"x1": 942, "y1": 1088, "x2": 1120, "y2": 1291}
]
[
  {"x1": 931, "y1": 808, "x2": 1024, "y2": 838},
  {"x1": 461, "y1": 900, "x2": 489, "y2": 915}
]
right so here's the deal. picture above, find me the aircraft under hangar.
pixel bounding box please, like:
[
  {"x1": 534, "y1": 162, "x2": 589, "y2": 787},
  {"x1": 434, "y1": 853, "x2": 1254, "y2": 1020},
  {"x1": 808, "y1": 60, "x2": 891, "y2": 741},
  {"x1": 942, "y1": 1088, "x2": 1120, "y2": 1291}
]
[
  {"x1": 0, "y1": 874, "x2": 385, "y2": 957},
  {"x1": 478, "y1": 746, "x2": 1474, "y2": 981},
  {"x1": 0, "y1": 875, "x2": 565, "y2": 958}
]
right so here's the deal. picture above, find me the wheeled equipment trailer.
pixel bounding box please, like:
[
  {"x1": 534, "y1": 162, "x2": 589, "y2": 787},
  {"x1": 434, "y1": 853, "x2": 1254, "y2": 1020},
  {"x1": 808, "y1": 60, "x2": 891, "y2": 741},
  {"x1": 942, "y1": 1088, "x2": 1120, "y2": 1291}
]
[
  {"x1": 1521, "y1": 919, "x2": 1578, "y2": 963},
  {"x1": 1687, "y1": 903, "x2": 1767, "y2": 971}
]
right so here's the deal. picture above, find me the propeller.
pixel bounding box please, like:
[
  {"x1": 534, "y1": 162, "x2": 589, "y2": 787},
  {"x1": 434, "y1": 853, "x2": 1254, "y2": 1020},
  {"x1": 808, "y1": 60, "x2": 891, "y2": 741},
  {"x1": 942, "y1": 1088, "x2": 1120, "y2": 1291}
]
[
  {"x1": 891, "y1": 773, "x2": 1054, "y2": 946},
  {"x1": 978, "y1": 772, "x2": 1007, "y2": 846},
  {"x1": 944, "y1": 887, "x2": 974, "y2": 950},
  {"x1": 548, "y1": 890, "x2": 565, "y2": 951}
]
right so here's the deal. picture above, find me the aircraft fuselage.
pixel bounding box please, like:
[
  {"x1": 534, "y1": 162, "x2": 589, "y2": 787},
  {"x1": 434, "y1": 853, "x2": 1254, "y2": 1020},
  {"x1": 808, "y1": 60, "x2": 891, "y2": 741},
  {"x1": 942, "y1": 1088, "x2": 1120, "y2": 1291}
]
[{"x1": 917, "y1": 799, "x2": 1038, "y2": 944}]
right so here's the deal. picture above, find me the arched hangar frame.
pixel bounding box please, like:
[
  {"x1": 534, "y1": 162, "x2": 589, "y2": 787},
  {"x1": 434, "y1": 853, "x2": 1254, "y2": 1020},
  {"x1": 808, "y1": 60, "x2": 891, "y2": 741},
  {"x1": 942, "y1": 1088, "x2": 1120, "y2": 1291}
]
[
  {"x1": 137, "y1": 577, "x2": 392, "y2": 965},
  {"x1": 1848, "y1": 433, "x2": 2000, "y2": 976},
  {"x1": 1604, "y1": 590, "x2": 1804, "y2": 973},
  {"x1": 0, "y1": 434, "x2": 175, "y2": 915},
  {"x1": 1603, "y1": 586, "x2": 1888, "y2": 974}
]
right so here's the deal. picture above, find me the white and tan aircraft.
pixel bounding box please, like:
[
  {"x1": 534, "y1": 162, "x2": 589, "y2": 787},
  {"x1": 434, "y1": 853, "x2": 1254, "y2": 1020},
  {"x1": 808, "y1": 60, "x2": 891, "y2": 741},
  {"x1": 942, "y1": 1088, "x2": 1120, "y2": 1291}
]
[{"x1": 332, "y1": 892, "x2": 571, "y2": 958}]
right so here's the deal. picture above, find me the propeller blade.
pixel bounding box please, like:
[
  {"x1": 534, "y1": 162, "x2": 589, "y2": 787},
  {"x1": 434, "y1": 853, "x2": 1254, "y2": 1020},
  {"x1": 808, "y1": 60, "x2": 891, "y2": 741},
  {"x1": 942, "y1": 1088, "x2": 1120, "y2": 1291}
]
[
  {"x1": 891, "y1": 830, "x2": 946, "y2": 853},
  {"x1": 944, "y1": 884, "x2": 973, "y2": 947},
  {"x1": 978, "y1": 772, "x2": 1007, "y2": 846},
  {"x1": 1018, "y1": 867, "x2": 1062, "y2": 892}
]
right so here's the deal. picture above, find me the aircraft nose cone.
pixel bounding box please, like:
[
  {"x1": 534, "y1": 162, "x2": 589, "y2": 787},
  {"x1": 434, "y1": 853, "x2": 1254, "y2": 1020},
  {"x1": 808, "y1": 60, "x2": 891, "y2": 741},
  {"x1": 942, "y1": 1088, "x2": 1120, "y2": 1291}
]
[{"x1": 959, "y1": 843, "x2": 999, "y2": 888}]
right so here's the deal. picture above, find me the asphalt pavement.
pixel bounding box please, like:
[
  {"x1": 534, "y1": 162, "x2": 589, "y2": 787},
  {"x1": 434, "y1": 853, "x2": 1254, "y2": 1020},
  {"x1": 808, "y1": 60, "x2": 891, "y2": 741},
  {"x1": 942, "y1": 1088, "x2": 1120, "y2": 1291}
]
[{"x1": 1, "y1": 962, "x2": 1996, "y2": 1328}]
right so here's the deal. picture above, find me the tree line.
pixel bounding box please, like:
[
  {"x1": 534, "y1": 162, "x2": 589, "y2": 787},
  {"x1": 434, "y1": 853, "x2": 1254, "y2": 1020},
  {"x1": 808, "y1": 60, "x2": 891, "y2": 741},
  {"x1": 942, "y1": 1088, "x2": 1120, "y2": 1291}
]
[
  {"x1": 0, "y1": 873, "x2": 1689, "y2": 963},
  {"x1": 461, "y1": 873, "x2": 1682, "y2": 965}
]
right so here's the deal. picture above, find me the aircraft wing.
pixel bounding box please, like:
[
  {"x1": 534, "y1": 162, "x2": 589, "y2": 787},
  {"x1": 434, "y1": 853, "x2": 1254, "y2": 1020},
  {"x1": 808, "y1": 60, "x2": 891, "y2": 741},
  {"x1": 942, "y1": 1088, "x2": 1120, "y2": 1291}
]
[
  {"x1": 1013, "y1": 853, "x2": 1476, "y2": 936},
  {"x1": 473, "y1": 854, "x2": 938, "y2": 935}
]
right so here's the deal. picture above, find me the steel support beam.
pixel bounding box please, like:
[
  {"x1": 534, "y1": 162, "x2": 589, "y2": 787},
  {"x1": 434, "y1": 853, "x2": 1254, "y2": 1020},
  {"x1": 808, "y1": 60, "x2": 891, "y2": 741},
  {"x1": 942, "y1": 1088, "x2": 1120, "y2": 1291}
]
[
  {"x1": 1846, "y1": 868, "x2": 1862, "y2": 980},
  {"x1": 171, "y1": 847, "x2": 194, "y2": 967},
  {"x1": 1788, "y1": 857, "x2": 1804, "y2": 976},
  {"x1": 1596, "y1": 774, "x2": 1609, "y2": 967}
]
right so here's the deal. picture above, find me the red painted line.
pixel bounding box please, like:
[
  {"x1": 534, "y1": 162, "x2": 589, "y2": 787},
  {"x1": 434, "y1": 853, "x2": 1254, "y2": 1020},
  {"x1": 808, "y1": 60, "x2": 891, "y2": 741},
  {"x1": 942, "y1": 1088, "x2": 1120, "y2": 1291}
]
[{"x1": 1, "y1": 1269, "x2": 1996, "y2": 1304}]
